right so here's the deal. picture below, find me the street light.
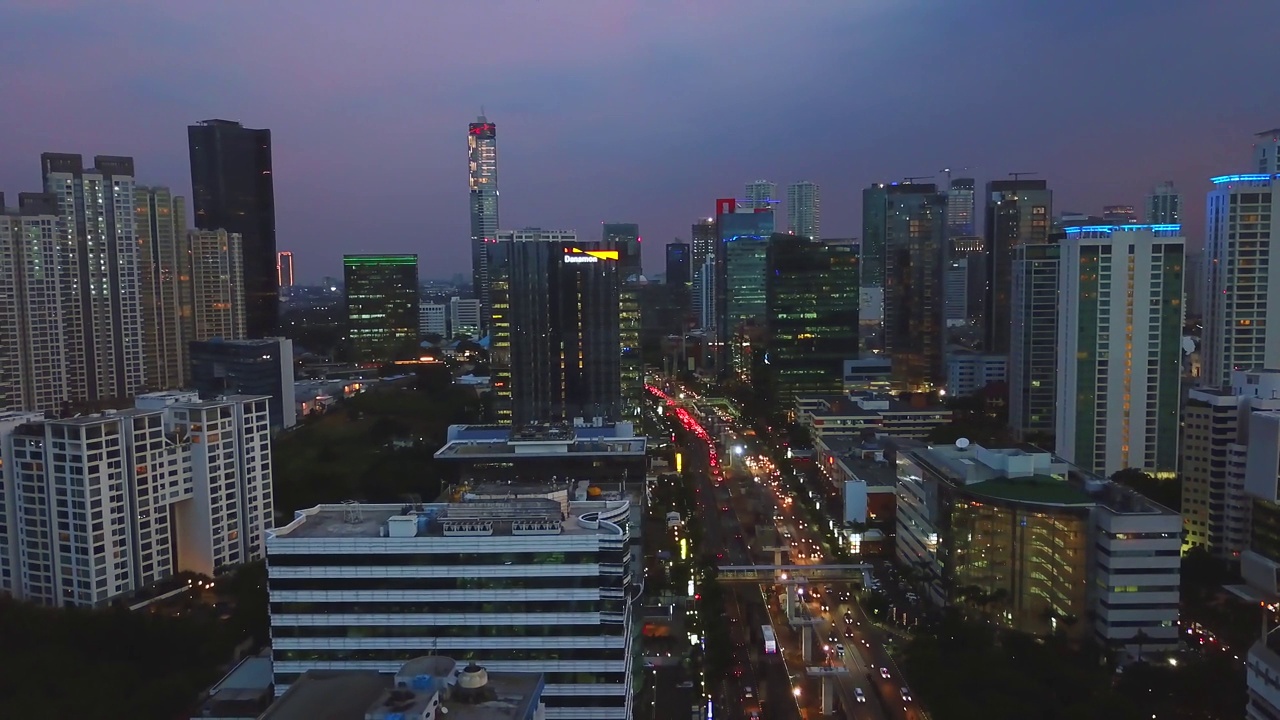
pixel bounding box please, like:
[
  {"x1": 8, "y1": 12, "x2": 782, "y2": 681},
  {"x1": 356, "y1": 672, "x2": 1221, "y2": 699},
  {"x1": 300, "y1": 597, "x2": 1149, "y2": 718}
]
[{"x1": 793, "y1": 687, "x2": 802, "y2": 698}]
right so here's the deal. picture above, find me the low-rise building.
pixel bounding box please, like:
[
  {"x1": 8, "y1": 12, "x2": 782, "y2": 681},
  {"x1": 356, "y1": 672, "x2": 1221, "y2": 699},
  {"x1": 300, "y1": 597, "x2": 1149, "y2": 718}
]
[
  {"x1": 797, "y1": 392, "x2": 951, "y2": 441},
  {"x1": 945, "y1": 351, "x2": 1007, "y2": 398},
  {"x1": 434, "y1": 423, "x2": 647, "y2": 487},
  {"x1": 189, "y1": 337, "x2": 297, "y2": 430}
]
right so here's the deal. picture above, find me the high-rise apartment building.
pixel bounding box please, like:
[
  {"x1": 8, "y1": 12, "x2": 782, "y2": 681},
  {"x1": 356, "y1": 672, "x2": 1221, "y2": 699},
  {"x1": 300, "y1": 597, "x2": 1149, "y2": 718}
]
[
  {"x1": 1008, "y1": 243, "x2": 1061, "y2": 442},
  {"x1": 603, "y1": 223, "x2": 642, "y2": 279},
  {"x1": 276, "y1": 251, "x2": 294, "y2": 288},
  {"x1": 266, "y1": 491, "x2": 637, "y2": 719},
  {"x1": 1181, "y1": 370, "x2": 1280, "y2": 557},
  {"x1": 505, "y1": 231, "x2": 621, "y2": 425},
  {"x1": 786, "y1": 181, "x2": 821, "y2": 239},
  {"x1": 469, "y1": 116, "x2": 499, "y2": 328},
  {"x1": 984, "y1": 179, "x2": 1052, "y2": 354},
  {"x1": 188, "y1": 119, "x2": 277, "y2": 337},
  {"x1": 343, "y1": 255, "x2": 420, "y2": 362},
  {"x1": 1056, "y1": 225, "x2": 1184, "y2": 477},
  {"x1": 871, "y1": 183, "x2": 947, "y2": 389},
  {"x1": 763, "y1": 235, "x2": 858, "y2": 407},
  {"x1": 1145, "y1": 181, "x2": 1181, "y2": 225},
  {"x1": 0, "y1": 194, "x2": 69, "y2": 413},
  {"x1": 947, "y1": 177, "x2": 976, "y2": 237},
  {"x1": 1203, "y1": 170, "x2": 1280, "y2": 389},
  {"x1": 189, "y1": 338, "x2": 298, "y2": 431},
  {"x1": 449, "y1": 297, "x2": 482, "y2": 339},
  {"x1": 691, "y1": 217, "x2": 716, "y2": 268},
  {"x1": 0, "y1": 391, "x2": 273, "y2": 606},
  {"x1": 135, "y1": 187, "x2": 188, "y2": 390},
  {"x1": 665, "y1": 242, "x2": 691, "y2": 285},
  {"x1": 744, "y1": 180, "x2": 777, "y2": 209},
  {"x1": 42, "y1": 154, "x2": 147, "y2": 403},
  {"x1": 188, "y1": 229, "x2": 247, "y2": 343}
]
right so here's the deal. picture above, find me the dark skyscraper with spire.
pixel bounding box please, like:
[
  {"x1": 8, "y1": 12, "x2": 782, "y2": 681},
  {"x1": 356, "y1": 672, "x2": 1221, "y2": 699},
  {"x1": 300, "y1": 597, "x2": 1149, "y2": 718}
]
[
  {"x1": 469, "y1": 116, "x2": 499, "y2": 329},
  {"x1": 187, "y1": 119, "x2": 278, "y2": 338}
]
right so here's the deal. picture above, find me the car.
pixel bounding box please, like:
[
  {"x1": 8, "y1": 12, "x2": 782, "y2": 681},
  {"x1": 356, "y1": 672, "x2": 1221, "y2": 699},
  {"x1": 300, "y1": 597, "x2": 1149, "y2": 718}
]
[
  {"x1": 901, "y1": 687, "x2": 912, "y2": 703},
  {"x1": 836, "y1": 643, "x2": 846, "y2": 657},
  {"x1": 855, "y1": 688, "x2": 867, "y2": 703},
  {"x1": 828, "y1": 632, "x2": 838, "y2": 643},
  {"x1": 880, "y1": 667, "x2": 892, "y2": 679},
  {"x1": 844, "y1": 627, "x2": 855, "y2": 638},
  {"x1": 844, "y1": 612, "x2": 854, "y2": 624},
  {"x1": 678, "y1": 680, "x2": 694, "y2": 688},
  {"x1": 744, "y1": 686, "x2": 755, "y2": 699}
]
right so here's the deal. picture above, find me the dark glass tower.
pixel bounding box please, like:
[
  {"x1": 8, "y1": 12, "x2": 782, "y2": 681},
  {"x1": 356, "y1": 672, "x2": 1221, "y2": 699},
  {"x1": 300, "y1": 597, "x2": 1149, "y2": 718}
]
[
  {"x1": 875, "y1": 183, "x2": 948, "y2": 389},
  {"x1": 665, "y1": 242, "x2": 691, "y2": 285},
  {"x1": 509, "y1": 236, "x2": 621, "y2": 425},
  {"x1": 188, "y1": 119, "x2": 278, "y2": 337},
  {"x1": 603, "y1": 223, "x2": 642, "y2": 279},
  {"x1": 342, "y1": 255, "x2": 420, "y2": 362},
  {"x1": 984, "y1": 179, "x2": 1051, "y2": 354}
]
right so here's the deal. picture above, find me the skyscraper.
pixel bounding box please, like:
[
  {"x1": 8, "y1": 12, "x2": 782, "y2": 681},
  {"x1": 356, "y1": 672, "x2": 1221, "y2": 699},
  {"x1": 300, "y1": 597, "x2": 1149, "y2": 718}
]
[
  {"x1": 343, "y1": 255, "x2": 420, "y2": 362},
  {"x1": 1203, "y1": 164, "x2": 1280, "y2": 388},
  {"x1": 42, "y1": 153, "x2": 146, "y2": 403},
  {"x1": 984, "y1": 179, "x2": 1052, "y2": 354},
  {"x1": 714, "y1": 201, "x2": 774, "y2": 373},
  {"x1": 468, "y1": 116, "x2": 499, "y2": 327},
  {"x1": 1145, "y1": 181, "x2": 1181, "y2": 225},
  {"x1": 0, "y1": 193, "x2": 68, "y2": 412},
  {"x1": 188, "y1": 230, "x2": 247, "y2": 343},
  {"x1": 873, "y1": 183, "x2": 947, "y2": 389},
  {"x1": 786, "y1": 181, "x2": 821, "y2": 239},
  {"x1": 665, "y1": 242, "x2": 691, "y2": 285},
  {"x1": 188, "y1": 119, "x2": 277, "y2": 337},
  {"x1": 1056, "y1": 225, "x2": 1184, "y2": 476},
  {"x1": 744, "y1": 180, "x2": 777, "y2": 209},
  {"x1": 1008, "y1": 242, "x2": 1061, "y2": 443},
  {"x1": 603, "y1": 222, "x2": 642, "y2": 278},
  {"x1": 277, "y1": 251, "x2": 295, "y2": 288},
  {"x1": 506, "y1": 231, "x2": 621, "y2": 425},
  {"x1": 949, "y1": 236, "x2": 986, "y2": 327},
  {"x1": 136, "y1": 187, "x2": 188, "y2": 390},
  {"x1": 861, "y1": 184, "x2": 890, "y2": 289},
  {"x1": 947, "y1": 177, "x2": 976, "y2": 237},
  {"x1": 691, "y1": 217, "x2": 716, "y2": 268}
]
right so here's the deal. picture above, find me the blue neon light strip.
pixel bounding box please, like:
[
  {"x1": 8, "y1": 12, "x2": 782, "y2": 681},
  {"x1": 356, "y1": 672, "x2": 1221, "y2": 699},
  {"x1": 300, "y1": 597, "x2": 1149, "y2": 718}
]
[
  {"x1": 1064, "y1": 224, "x2": 1182, "y2": 236},
  {"x1": 1210, "y1": 174, "x2": 1276, "y2": 184}
]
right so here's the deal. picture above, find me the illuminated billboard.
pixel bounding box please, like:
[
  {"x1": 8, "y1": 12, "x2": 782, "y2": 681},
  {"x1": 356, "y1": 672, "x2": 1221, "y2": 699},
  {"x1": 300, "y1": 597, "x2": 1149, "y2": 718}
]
[{"x1": 563, "y1": 247, "x2": 620, "y2": 264}]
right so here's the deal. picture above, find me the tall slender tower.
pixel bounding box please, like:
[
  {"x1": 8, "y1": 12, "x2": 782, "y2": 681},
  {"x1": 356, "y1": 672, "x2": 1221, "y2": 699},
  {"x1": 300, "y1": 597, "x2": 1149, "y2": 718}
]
[
  {"x1": 135, "y1": 187, "x2": 188, "y2": 390},
  {"x1": 984, "y1": 178, "x2": 1052, "y2": 354},
  {"x1": 42, "y1": 153, "x2": 145, "y2": 402},
  {"x1": 468, "y1": 116, "x2": 499, "y2": 329},
  {"x1": 744, "y1": 180, "x2": 777, "y2": 210},
  {"x1": 691, "y1": 218, "x2": 716, "y2": 267},
  {"x1": 187, "y1": 119, "x2": 277, "y2": 338},
  {"x1": 786, "y1": 181, "x2": 821, "y2": 239}
]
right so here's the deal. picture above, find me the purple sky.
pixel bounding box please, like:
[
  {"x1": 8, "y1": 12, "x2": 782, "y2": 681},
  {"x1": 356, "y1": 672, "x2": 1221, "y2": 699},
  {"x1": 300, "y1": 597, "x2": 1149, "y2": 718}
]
[{"x1": 2, "y1": 0, "x2": 1277, "y2": 281}]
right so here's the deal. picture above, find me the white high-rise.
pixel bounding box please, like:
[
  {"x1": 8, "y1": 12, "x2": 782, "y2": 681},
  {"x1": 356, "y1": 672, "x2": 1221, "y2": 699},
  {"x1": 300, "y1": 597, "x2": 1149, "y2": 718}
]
[
  {"x1": 786, "y1": 181, "x2": 821, "y2": 239},
  {"x1": 267, "y1": 491, "x2": 636, "y2": 720},
  {"x1": 0, "y1": 391, "x2": 273, "y2": 606},
  {"x1": 419, "y1": 302, "x2": 447, "y2": 337},
  {"x1": 1203, "y1": 132, "x2": 1280, "y2": 389},
  {"x1": 744, "y1": 180, "x2": 777, "y2": 209},
  {"x1": 449, "y1": 296, "x2": 482, "y2": 338},
  {"x1": 1056, "y1": 226, "x2": 1185, "y2": 477},
  {"x1": 42, "y1": 154, "x2": 145, "y2": 403},
  {"x1": 0, "y1": 194, "x2": 70, "y2": 412}
]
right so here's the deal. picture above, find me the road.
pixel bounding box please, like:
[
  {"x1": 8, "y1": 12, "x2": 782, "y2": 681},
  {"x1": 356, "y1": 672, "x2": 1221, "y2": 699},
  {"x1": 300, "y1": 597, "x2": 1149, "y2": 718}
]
[{"x1": 654, "y1": 380, "x2": 928, "y2": 720}]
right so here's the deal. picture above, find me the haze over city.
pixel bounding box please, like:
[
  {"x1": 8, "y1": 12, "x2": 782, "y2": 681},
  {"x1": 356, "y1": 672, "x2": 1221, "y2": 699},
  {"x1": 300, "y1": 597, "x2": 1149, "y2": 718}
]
[{"x1": 2, "y1": 0, "x2": 1276, "y2": 280}]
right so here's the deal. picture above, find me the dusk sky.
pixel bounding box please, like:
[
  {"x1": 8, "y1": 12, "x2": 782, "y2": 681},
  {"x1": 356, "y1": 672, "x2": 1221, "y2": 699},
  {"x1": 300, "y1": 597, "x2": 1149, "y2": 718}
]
[{"x1": 3, "y1": 0, "x2": 1277, "y2": 282}]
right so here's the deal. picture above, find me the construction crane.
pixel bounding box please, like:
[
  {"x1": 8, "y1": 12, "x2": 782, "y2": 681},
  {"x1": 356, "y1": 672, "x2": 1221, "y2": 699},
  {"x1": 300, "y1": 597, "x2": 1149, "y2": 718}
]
[{"x1": 1008, "y1": 171, "x2": 1039, "y2": 181}]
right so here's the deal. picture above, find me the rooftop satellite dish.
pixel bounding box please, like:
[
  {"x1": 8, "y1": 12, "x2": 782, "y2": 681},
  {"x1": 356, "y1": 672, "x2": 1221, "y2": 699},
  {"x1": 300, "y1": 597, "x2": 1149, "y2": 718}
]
[
  {"x1": 1181, "y1": 336, "x2": 1196, "y2": 355},
  {"x1": 956, "y1": 438, "x2": 971, "y2": 450}
]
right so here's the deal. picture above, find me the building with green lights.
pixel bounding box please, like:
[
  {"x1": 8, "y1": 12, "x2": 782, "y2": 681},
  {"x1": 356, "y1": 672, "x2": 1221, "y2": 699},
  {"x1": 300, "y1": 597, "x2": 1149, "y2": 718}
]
[
  {"x1": 762, "y1": 235, "x2": 859, "y2": 410},
  {"x1": 725, "y1": 234, "x2": 770, "y2": 376},
  {"x1": 342, "y1": 254, "x2": 419, "y2": 362}
]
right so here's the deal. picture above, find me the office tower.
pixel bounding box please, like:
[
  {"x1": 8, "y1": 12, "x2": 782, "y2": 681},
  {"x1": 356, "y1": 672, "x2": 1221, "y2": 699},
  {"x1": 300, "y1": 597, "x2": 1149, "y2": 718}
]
[
  {"x1": 950, "y1": 236, "x2": 986, "y2": 326},
  {"x1": 744, "y1": 180, "x2": 777, "y2": 209},
  {"x1": 603, "y1": 222, "x2": 642, "y2": 279},
  {"x1": 895, "y1": 442, "x2": 1180, "y2": 651},
  {"x1": 691, "y1": 217, "x2": 716, "y2": 267},
  {"x1": 0, "y1": 391, "x2": 272, "y2": 606},
  {"x1": 276, "y1": 251, "x2": 294, "y2": 288},
  {"x1": 1203, "y1": 172, "x2": 1280, "y2": 389},
  {"x1": 1008, "y1": 243, "x2": 1061, "y2": 443},
  {"x1": 485, "y1": 238, "x2": 514, "y2": 422},
  {"x1": 714, "y1": 200, "x2": 774, "y2": 372},
  {"x1": 188, "y1": 229, "x2": 247, "y2": 343},
  {"x1": 620, "y1": 278, "x2": 643, "y2": 415},
  {"x1": 1101, "y1": 205, "x2": 1137, "y2": 224},
  {"x1": 469, "y1": 116, "x2": 499, "y2": 327},
  {"x1": 873, "y1": 183, "x2": 947, "y2": 389},
  {"x1": 1056, "y1": 225, "x2": 1185, "y2": 477},
  {"x1": 947, "y1": 177, "x2": 976, "y2": 237},
  {"x1": 1182, "y1": 370, "x2": 1280, "y2": 557},
  {"x1": 861, "y1": 184, "x2": 889, "y2": 289},
  {"x1": 1146, "y1": 181, "x2": 1181, "y2": 224},
  {"x1": 189, "y1": 338, "x2": 298, "y2": 430},
  {"x1": 724, "y1": 232, "x2": 770, "y2": 369},
  {"x1": 448, "y1": 297, "x2": 482, "y2": 339},
  {"x1": 135, "y1": 187, "x2": 188, "y2": 390},
  {"x1": 984, "y1": 179, "x2": 1052, "y2": 354},
  {"x1": 693, "y1": 257, "x2": 715, "y2": 332},
  {"x1": 343, "y1": 255, "x2": 419, "y2": 362},
  {"x1": 41, "y1": 153, "x2": 145, "y2": 404},
  {"x1": 764, "y1": 235, "x2": 859, "y2": 407},
  {"x1": 665, "y1": 241, "x2": 691, "y2": 285},
  {"x1": 943, "y1": 257, "x2": 969, "y2": 327},
  {"x1": 786, "y1": 180, "x2": 821, "y2": 239},
  {"x1": 266, "y1": 491, "x2": 637, "y2": 719},
  {"x1": 188, "y1": 119, "x2": 277, "y2": 337},
  {"x1": 505, "y1": 231, "x2": 621, "y2": 425},
  {"x1": 419, "y1": 302, "x2": 448, "y2": 337},
  {"x1": 0, "y1": 194, "x2": 68, "y2": 412},
  {"x1": 1184, "y1": 250, "x2": 1205, "y2": 320}
]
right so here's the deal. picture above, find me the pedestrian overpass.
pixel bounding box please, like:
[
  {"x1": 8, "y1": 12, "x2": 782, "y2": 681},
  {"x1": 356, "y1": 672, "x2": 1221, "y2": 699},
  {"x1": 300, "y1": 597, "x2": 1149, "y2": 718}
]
[{"x1": 715, "y1": 563, "x2": 872, "y2": 582}]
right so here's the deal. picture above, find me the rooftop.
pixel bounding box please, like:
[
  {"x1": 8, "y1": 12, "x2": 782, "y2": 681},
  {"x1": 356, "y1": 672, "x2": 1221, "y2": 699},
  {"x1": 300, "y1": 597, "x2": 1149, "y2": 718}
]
[{"x1": 435, "y1": 423, "x2": 645, "y2": 459}]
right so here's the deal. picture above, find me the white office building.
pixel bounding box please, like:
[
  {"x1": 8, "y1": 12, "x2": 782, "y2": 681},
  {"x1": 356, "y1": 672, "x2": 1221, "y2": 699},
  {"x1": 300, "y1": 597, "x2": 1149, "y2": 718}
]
[
  {"x1": 786, "y1": 181, "x2": 821, "y2": 239},
  {"x1": 449, "y1": 297, "x2": 482, "y2": 338},
  {"x1": 945, "y1": 352, "x2": 1007, "y2": 397},
  {"x1": 267, "y1": 490, "x2": 636, "y2": 720},
  {"x1": 0, "y1": 391, "x2": 273, "y2": 606},
  {"x1": 419, "y1": 302, "x2": 448, "y2": 338}
]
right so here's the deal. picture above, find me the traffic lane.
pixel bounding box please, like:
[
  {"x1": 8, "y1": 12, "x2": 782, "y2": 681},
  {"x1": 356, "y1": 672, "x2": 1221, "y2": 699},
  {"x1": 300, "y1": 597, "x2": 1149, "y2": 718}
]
[{"x1": 650, "y1": 666, "x2": 698, "y2": 720}]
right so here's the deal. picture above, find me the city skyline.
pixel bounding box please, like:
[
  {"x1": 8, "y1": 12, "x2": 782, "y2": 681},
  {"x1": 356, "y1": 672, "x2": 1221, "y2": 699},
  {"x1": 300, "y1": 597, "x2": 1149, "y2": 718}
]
[{"x1": 2, "y1": 2, "x2": 1276, "y2": 281}]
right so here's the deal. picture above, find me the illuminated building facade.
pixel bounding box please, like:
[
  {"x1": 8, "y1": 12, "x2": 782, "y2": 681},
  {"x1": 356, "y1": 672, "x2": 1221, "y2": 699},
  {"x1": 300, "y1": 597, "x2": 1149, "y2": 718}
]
[
  {"x1": 691, "y1": 217, "x2": 716, "y2": 268},
  {"x1": 1008, "y1": 242, "x2": 1060, "y2": 443},
  {"x1": 342, "y1": 255, "x2": 419, "y2": 362},
  {"x1": 136, "y1": 187, "x2": 188, "y2": 391},
  {"x1": 947, "y1": 177, "x2": 976, "y2": 237},
  {"x1": 0, "y1": 194, "x2": 68, "y2": 412},
  {"x1": 468, "y1": 117, "x2": 499, "y2": 328},
  {"x1": 786, "y1": 180, "x2": 821, "y2": 239},
  {"x1": 714, "y1": 201, "x2": 774, "y2": 373},
  {"x1": 188, "y1": 230, "x2": 247, "y2": 345},
  {"x1": 984, "y1": 179, "x2": 1051, "y2": 354},
  {"x1": 276, "y1": 251, "x2": 294, "y2": 288}
]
